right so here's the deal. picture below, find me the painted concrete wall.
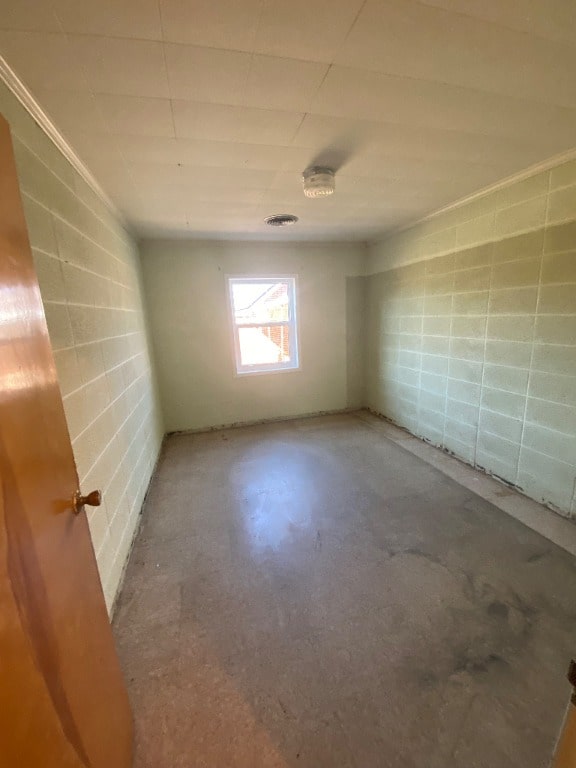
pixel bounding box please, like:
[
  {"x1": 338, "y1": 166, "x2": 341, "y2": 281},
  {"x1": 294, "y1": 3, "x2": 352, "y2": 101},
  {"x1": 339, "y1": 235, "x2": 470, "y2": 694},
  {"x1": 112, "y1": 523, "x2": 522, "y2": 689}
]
[
  {"x1": 141, "y1": 240, "x2": 366, "y2": 432},
  {"x1": 365, "y1": 161, "x2": 576, "y2": 516},
  {"x1": 0, "y1": 81, "x2": 164, "y2": 611}
]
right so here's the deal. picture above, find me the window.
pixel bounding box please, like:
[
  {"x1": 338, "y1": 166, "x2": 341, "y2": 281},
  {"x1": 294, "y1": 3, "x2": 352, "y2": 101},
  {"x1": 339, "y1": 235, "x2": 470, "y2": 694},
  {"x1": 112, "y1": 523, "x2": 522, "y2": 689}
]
[{"x1": 228, "y1": 276, "x2": 299, "y2": 375}]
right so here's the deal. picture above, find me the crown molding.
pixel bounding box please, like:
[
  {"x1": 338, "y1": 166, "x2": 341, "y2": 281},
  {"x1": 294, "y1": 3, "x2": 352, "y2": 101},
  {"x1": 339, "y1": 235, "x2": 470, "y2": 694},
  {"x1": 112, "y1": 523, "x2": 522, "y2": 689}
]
[
  {"x1": 0, "y1": 54, "x2": 124, "y2": 223},
  {"x1": 369, "y1": 145, "x2": 576, "y2": 246}
]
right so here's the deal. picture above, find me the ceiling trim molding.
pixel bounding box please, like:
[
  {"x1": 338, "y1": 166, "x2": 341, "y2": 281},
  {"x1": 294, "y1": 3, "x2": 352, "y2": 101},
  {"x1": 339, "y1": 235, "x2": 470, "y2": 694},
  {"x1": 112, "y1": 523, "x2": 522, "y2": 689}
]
[
  {"x1": 0, "y1": 54, "x2": 124, "y2": 223},
  {"x1": 371, "y1": 144, "x2": 576, "y2": 245}
]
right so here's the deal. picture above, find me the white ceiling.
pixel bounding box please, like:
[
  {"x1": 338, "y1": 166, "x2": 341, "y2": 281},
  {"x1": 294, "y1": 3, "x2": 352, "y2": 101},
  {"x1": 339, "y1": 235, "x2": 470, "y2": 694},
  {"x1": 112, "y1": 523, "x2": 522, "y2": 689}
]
[{"x1": 1, "y1": 0, "x2": 576, "y2": 240}]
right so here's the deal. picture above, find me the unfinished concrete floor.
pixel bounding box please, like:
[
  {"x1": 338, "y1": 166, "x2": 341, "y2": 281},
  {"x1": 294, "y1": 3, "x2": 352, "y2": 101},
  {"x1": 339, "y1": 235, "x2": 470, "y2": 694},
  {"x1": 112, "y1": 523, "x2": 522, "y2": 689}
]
[{"x1": 113, "y1": 412, "x2": 576, "y2": 768}]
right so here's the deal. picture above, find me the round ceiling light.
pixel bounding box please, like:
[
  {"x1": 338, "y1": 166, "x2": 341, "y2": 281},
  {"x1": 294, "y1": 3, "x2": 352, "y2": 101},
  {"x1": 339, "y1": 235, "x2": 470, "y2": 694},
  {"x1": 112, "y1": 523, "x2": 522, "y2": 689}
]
[
  {"x1": 264, "y1": 213, "x2": 299, "y2": 227},
  {"x1": 302, "y1": 166, "x2": 335, "y2": 198}
]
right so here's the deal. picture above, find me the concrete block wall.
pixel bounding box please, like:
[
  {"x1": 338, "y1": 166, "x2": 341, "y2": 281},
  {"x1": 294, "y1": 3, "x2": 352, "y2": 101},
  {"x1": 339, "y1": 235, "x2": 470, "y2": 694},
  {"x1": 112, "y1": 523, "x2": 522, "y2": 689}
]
[
  {"x1": 0, "y1": 81, "x2": 164, "y2": 610},
  {"x1": 366, "y1": 159, "x2": 576, "y2": 516}
]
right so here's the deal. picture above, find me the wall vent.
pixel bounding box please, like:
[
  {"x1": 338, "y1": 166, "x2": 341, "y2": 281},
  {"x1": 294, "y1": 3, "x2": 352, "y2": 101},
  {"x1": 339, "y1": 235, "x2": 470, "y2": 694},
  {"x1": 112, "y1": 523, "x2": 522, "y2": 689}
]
[{"x1": 264, "y1": 214, "x2": 299, "y2": 227}]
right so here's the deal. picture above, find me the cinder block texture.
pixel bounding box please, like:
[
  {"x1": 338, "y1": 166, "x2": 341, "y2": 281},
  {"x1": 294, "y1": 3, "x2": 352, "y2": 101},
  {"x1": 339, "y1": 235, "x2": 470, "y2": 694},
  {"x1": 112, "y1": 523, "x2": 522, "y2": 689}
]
[
  {"x1": 1, "y1": 81, "x2": 164, "y2": 611},
  {"x1": 366, "y1": 162, "x2": 576, "y2": 516}
]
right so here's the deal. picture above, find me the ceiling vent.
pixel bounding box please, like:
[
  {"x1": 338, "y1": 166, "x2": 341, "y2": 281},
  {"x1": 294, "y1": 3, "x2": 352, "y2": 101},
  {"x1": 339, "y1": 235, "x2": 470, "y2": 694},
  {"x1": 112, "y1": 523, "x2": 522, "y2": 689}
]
[
  {"x1": 302, "y1": 166, "x2": 335, "y2": 198},
  {"x1": 264, "y1": 213, "x2": 299, "y2": 227}
]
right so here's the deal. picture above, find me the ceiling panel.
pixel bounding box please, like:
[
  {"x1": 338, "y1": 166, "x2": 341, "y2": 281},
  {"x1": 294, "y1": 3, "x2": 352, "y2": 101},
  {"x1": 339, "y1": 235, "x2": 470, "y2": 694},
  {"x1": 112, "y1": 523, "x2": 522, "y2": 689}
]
[
  {"x1": 340, "y1": 154, "x2": 502, "y2": 183},
  {"x1": 165, "y1": 44, "x2": 251, "y2": 103},
  {"x1": 95, "y1": 94, "x2": 175, "y2": 137},
  {"x1": 242, "y1": 56, "x2": 329, "y2": 112},
  {"x1": 253, "y1": 0, "x2": 365, "y2": 62},
  {"x1": 68, "y1": 36, "x2": 170, "y2": 98},
  {"x1": 0, "y1": 0, "x2": 61, "y2": 32},
  {"x1": 292, "y1": 114, "x2": 561, "y2": 168},
  {"x1": 67, "y1": 132, "x2": 132, "y2": 171},
  {"x1": 313, "y1": 66, "x2": 576, "y2": 144},
  {"x1": 52, "y1": 0, "x2": 162, "y2": 40},
  {"x1": 33, "y1": 88, "x2": 109, "y2": 134},
  {"x1": 172, "y1": 101, "x2": 304, "y2": 144},
  {"x1": 183, "y1": 202, "x2": 261, "y2": 218},
  {"x1": 128, "y1": 163, "x2": 276, "y2": 190},
  {"x1": 0, "y1": 31, "x2": 89, "y2": 90},
  {"x1": 1, "y1": 0, "x2": 576, "y2": 241},
  {"x1": 112, "y1": 135, "x2": 195, "y2": 165},
  {"x1": 159, "y1": 0, "x2": 263, "y2": 50},
  {"x1": 113, "y1": 136, "x2": 301, "y2": 170},
  {"x1": 417, "y1": 0, "x2": 576, "y2": 46},
  {"x1": 336, "y1": 0, "x2": 576, "y2": 109},
  {"x1": 132, "y1": 184, "x2": 267, "y2": 205}
]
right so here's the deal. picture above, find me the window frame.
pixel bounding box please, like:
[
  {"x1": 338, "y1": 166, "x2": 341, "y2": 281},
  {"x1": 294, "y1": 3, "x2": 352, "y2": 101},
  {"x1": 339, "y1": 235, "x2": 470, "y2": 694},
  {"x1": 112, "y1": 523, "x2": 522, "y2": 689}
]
[{"x1": 227, "y1": 275, "x2": 300, "y2": 376}]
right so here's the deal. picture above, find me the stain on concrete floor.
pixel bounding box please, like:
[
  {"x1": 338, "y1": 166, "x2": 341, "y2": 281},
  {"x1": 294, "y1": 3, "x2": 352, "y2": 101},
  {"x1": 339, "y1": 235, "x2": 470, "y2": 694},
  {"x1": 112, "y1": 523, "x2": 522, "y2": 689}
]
[{"x1": 113, "y1": 413, "x2": 576, "y2": 767}]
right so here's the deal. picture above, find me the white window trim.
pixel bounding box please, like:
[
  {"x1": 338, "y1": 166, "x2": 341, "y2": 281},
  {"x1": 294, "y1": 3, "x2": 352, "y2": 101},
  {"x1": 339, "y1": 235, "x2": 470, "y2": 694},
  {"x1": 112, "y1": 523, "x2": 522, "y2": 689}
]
[{"x1": 227, "y1": 275, "x2": 300, "y2": 376}]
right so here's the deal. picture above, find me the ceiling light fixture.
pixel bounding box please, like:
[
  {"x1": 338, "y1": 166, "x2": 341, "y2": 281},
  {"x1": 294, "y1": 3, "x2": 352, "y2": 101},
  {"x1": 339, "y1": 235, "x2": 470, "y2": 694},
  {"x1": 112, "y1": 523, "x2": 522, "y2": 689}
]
[
  {"x1": 264, "y1": 213, "x2": 299, "y2": 227},
  {"x1": 302, "y1": 166, "x2": 335, "y2": 198}
]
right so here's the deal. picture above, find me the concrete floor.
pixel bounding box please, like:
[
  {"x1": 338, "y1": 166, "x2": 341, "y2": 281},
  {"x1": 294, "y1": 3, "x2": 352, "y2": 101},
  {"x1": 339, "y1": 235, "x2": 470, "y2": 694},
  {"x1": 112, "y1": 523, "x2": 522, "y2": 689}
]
[{"x1": 113, "y1": 412, "x2": 576, "y2": 768}]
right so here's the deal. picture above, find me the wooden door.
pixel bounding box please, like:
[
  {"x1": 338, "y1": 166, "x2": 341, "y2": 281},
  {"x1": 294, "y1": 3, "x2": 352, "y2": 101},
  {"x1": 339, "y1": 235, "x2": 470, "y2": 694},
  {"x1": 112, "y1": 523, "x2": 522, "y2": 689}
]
[
  {"x1": 553, "y1": 664, "x2": 576, "y2": 768},
  {"x1": 554, "y1": 706, "x2": 576, "y2": 768},
  {"x1": 0, "y1": 116, "x2": 133, "y2": 766}
]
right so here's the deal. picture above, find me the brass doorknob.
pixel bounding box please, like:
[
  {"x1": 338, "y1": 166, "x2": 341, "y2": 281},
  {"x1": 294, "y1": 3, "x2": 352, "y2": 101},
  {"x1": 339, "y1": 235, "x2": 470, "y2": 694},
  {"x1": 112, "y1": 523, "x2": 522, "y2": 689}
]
[{"x1": 73, "y1": 489, "x2": 102, "y2": 514}]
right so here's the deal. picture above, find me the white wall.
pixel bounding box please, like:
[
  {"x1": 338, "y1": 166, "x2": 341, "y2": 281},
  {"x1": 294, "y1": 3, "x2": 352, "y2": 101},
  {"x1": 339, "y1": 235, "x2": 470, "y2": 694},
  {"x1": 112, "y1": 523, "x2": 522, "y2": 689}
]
[
  {"x1": 141, "y1": 240, "x2": 366, "y2": 432},
  {"x1": 1, "y1": 81, "x2": 164, "y2": 611}
]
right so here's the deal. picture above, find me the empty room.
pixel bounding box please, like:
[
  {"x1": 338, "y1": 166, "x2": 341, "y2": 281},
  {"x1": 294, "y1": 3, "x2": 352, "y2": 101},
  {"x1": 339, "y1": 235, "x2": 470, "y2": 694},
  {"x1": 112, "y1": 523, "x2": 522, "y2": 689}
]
[{"x1": 1, "y1": 1, "x2": 576, "y2": 766}]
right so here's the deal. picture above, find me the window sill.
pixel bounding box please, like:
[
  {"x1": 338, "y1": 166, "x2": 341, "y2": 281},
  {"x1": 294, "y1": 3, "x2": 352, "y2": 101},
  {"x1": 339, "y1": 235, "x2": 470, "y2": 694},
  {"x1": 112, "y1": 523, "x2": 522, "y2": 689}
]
[{"x1": 234, "y1": 365, "x2": 301, "y2": 378}]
